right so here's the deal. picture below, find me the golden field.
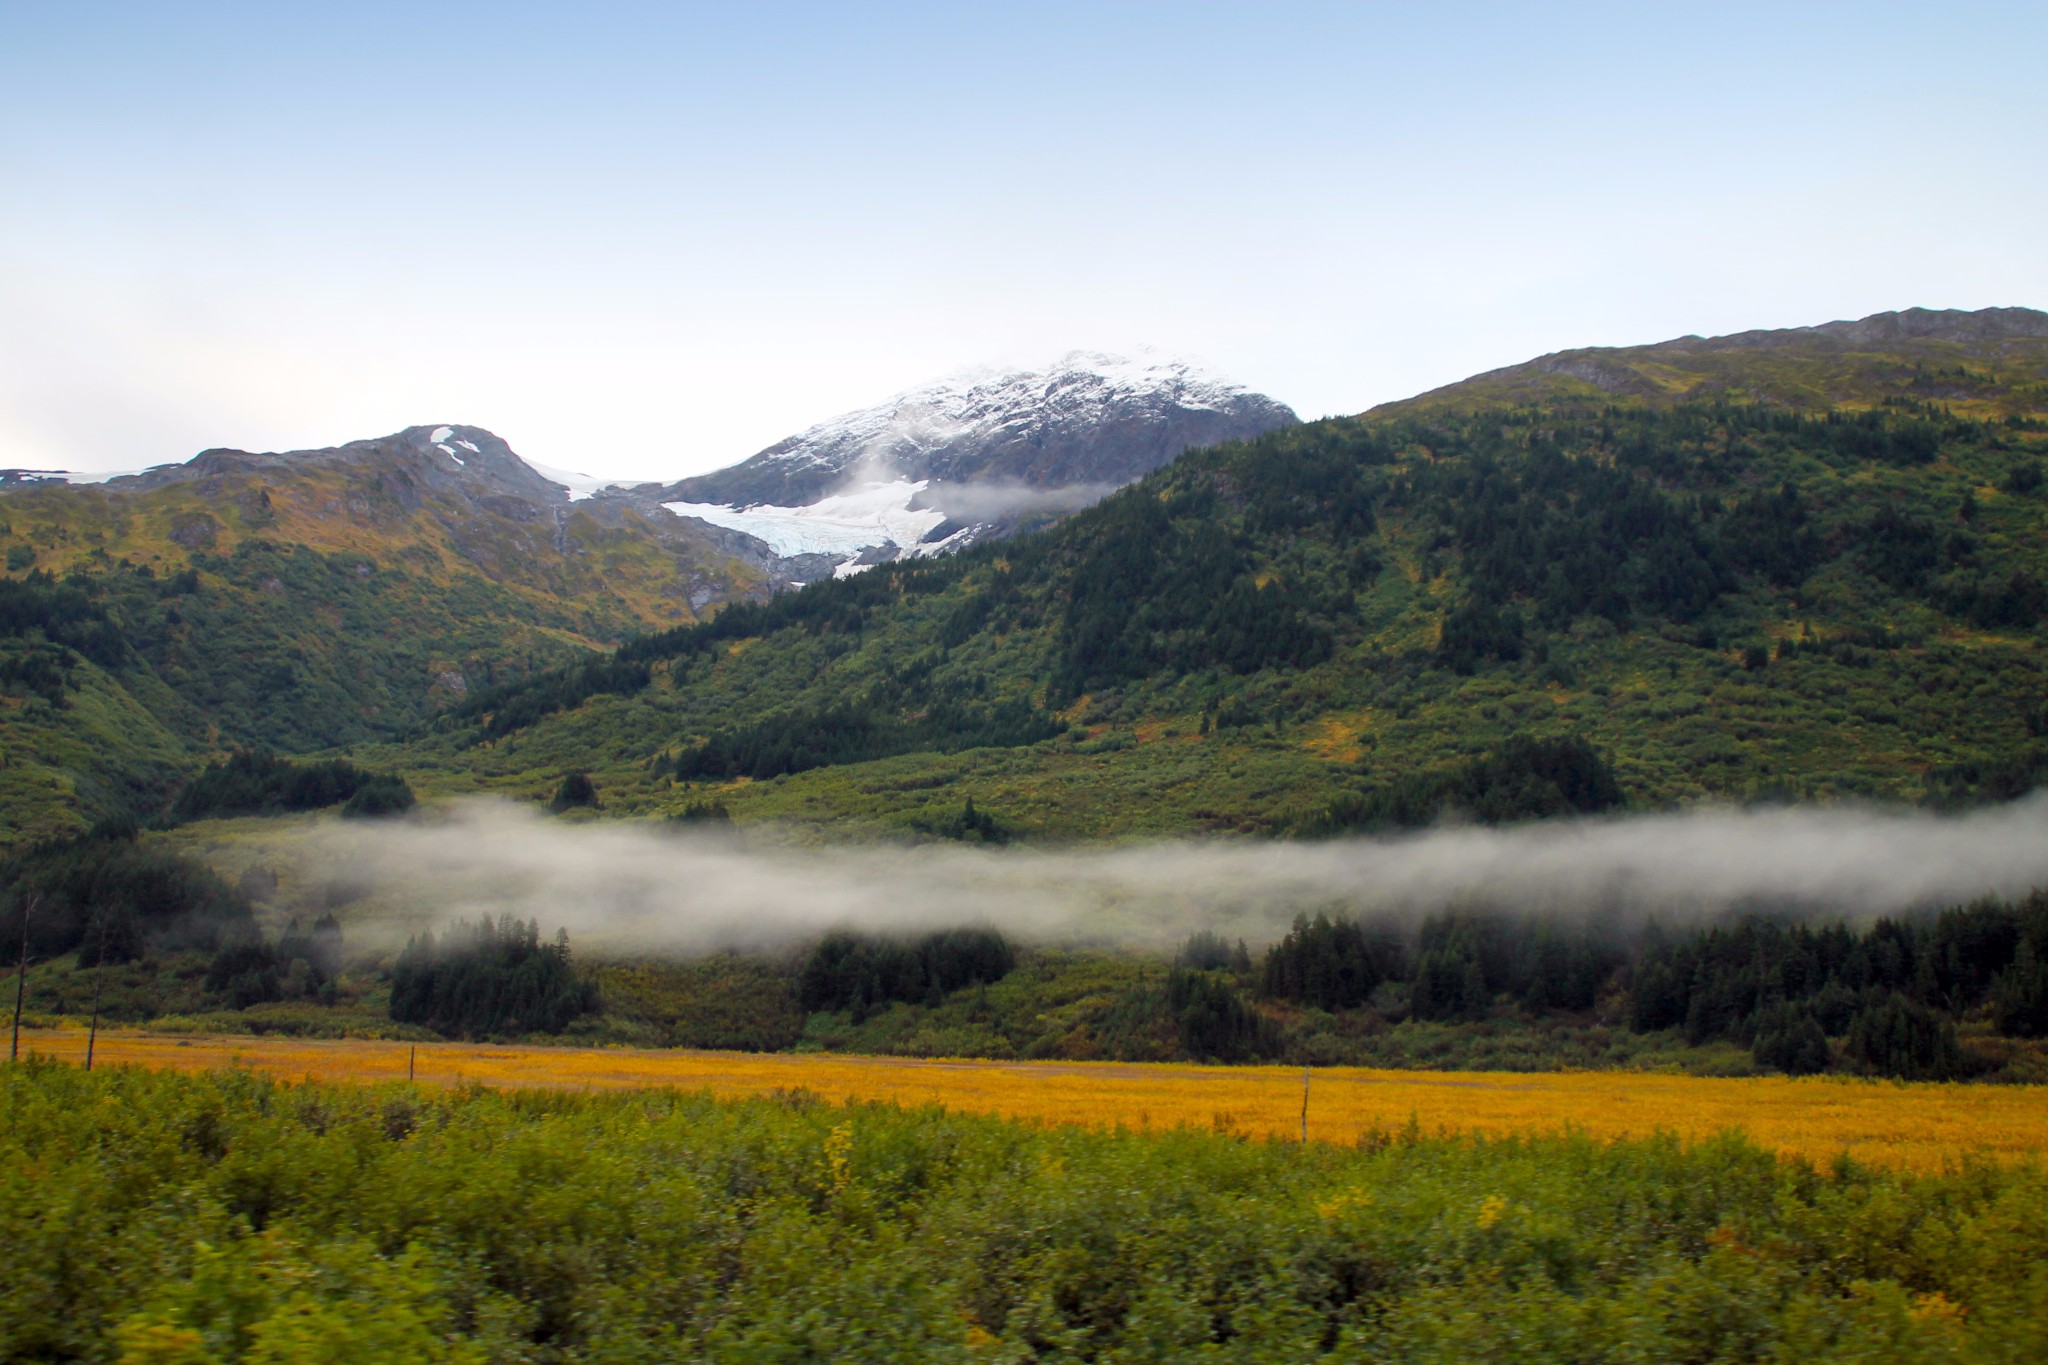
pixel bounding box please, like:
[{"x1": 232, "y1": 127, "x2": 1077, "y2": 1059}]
[{"x1": 23, "y1": 1027, "x2": 2048, "y2": 1173}]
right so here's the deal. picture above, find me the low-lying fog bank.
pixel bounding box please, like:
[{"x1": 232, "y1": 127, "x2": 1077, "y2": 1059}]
[{"x1": 298, "y1": 794, "x2": 2048, "y2": 954}]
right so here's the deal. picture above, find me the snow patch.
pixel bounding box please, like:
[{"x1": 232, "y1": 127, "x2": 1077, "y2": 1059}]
[
  {"x1": 436, "y1": 443, "x2": 464, "y2": 465},
  {"x1": 430, "y1": 426, "x2": 454, "y2": 444},
  {"x1": 663, "y1": 479, "x2": 948, "y2": 558},
  {"x1": 524, "y1": 458, "x2": 633, "y2": 502},
  {"x1": 455, "y1": 439, "x2": 480, "y2": 454},
  {"x1": 908, "y1": 524, "x2": 980, "y2": 557}
]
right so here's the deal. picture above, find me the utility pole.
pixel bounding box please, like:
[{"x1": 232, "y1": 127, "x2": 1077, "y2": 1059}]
[{"x1": 10, "y1": 894, "x2": 33, "y2": 1065}]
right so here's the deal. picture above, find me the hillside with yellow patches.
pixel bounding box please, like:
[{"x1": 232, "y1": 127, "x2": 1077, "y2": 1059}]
[
  {"x1": 1302, "y1": 711, "x2": 1374, "y2": 763},
  {"x1": 0, "y1": 461, "x2": 757, "y2": 636}
]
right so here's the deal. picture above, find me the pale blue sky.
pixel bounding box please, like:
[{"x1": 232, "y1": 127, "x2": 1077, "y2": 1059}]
[{"x1": 3, "y1": 2, "x2": 2043, "y2": 480}]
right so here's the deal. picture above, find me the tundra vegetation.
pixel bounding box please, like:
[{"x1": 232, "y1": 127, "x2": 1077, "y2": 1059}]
[{"x1": 3, "y1": 1063, "x2": 2045, "y2": 1362}]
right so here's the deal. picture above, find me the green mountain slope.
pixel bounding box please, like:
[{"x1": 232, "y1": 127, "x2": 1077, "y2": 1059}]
[{"x1": 406, "y1": 308, "x2": 2048, "y2": 836}]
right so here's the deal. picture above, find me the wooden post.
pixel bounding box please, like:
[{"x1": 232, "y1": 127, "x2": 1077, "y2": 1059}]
[
  {"x1": 9, "y1": 894, "x2": 32, "y2": 1065},
  {"x1": 1300, "y1": 1065, "x2": 1311, "y2": 1143},
  {"x1": 85, "y1": 916, "x2": 109, "y2": 1073},
  {"x1": 408, "y1": 1045, "x2": 416, "y2": 1082}
]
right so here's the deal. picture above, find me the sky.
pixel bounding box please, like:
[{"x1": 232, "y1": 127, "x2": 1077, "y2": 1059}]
[{"x1": 2, "y1": 1, "x2": 2043, "y2": 483}]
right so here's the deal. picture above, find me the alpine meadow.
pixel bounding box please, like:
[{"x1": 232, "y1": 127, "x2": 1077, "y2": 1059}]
[{"x1": 7, "y1": 5, "x2": 2048, "y2": 1357}]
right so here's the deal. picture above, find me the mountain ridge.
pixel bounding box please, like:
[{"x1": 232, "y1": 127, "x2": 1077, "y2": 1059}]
[
  {"x1": 1386, "y1": 306, "x2": 2048, "y2": 417},
  {"x1": 0, "y1": 353, "x2": 1301, "y2": 839},
  {"x1": 4, "y1": 353, "x2": 1301, "y2": 587}
]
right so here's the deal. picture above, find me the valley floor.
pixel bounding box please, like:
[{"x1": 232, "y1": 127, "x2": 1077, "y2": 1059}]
[{"x1": 22, "y1": 1025, "x2": 2047, "y2": 1173}]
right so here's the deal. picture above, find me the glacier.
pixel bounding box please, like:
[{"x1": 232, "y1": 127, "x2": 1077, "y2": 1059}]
[{"x1": 663, "y1": 479, "x2": 948, "y2": 559}]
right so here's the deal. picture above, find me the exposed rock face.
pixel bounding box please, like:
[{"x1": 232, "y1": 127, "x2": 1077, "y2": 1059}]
[{"x1": 659, "y1": 351, "x2": 1298, "y2": 510}]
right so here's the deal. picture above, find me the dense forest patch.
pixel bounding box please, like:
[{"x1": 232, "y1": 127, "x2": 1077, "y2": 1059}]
[{"x1": 169, "y1": 749, "x2": 415, "y2": 822}]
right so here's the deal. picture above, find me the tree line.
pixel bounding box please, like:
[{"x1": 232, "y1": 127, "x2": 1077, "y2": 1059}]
[{"x1": 1197, "y1": 889, "x2": 2048, "y2": 1077}]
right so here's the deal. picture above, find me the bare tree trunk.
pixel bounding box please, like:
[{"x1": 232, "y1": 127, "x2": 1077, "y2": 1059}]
[{"x1": 10, "y1": 894, "x2": 32, "y2": 1065}]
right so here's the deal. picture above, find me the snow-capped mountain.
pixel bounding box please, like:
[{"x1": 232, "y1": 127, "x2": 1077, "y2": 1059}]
[
  {"x1": 664, "y1": 350, "x2": 1297, "y2": 507},
  {"x1": 650, "y1": 350, "x2": 1297, "y2": 575}
]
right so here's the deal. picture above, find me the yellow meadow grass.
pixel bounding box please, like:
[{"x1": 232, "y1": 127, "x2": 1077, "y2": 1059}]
[{"x1": 26, "y1": 1028, "x2": 2048, "y2": 1173}]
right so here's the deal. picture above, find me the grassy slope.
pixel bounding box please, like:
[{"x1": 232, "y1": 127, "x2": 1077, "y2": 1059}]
[
  {"x1": 0, "y1": 450, "x2": 776, "y2": 839},
  {"x1": 381, "y1": 325, "x2": 2048, "y2": 838}
]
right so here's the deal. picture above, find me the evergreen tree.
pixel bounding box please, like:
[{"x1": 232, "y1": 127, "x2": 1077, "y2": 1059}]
[
  {"x1": 389, "y1": 916, "x2": 596, "y2": 1038},
  {"x1": 551, "y1": 772, "x2": 600, "y2": 812},
  {"x1": 1845, "y1": 993, "x2": 1964, "y2": 1080},
  {"x1": 1751, "y1": 1004, "x2": 1830, "y2": 1075},
  {"x1": 1165, "y1": 968, "x2": 1271, "y2": 1061}
]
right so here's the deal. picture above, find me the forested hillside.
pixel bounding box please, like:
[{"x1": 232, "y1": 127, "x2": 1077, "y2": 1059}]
[
  {"x1": 4, "y1": 309, "x2": 2045, "y2": 844},
  {"x1": 418, "y1": 333, "x2": 2048, "y2": 835}
]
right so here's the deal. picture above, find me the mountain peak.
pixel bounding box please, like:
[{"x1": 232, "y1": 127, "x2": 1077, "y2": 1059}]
[{"x1": 663, "y1": 350, "x2": 1297, "y2": 513}]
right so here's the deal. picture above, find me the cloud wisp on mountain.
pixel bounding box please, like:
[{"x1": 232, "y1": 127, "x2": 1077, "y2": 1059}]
[{"x1": 307, "y1": 795, "x2": 2048, "y2": 954}]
